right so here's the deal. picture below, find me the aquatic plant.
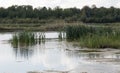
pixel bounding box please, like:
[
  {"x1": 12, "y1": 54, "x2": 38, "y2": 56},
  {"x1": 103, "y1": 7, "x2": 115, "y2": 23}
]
[
  {"x1": 11, "y1": 32, "x2": 35, "y2": 47},
  {"x1": 58, "y1": 31, "x2": 63, "y2": 40},
  {"x1": 66, "y1": 25, "x2": 120, "y2": 48},
  {"x1": 11, "y1": 32, "x2": 46, "y2": 48},
  {"x1": 12, "y1": 34, "x2": 19, "y2": 48},
  {"x1": 58, "y1": 31, "x2": 66, "y2": 41},
  {"x1": 66, "y1": 25, "x2": 113, "y2": 40},
  {"x1": 79, "y1": 34, "x2": 120, "y2": 48},
  {"x1": 38, "y1": 32, "x2": 45, "y2": 44}
]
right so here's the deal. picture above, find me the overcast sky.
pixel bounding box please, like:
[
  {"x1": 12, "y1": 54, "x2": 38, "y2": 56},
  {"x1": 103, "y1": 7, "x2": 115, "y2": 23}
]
[{"x1": 0, "y1": 0, "x2": 120, "y2": 8}]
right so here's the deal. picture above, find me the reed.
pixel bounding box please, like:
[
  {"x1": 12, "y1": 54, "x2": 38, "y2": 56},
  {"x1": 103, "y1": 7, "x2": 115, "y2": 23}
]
[
  {"x1": 38, "y1": 32, "x2": 45, "y2": 44},
  {"x1": 12, "y1": 34, "x2": 19, "y2": 48},
  {"x1": 11, "y1": 32, "x2": 35, "y2": 46},
  {"x1": 66, "y1": 25, "x2": 113, "y2": 40},
  {"x1": 66, "y1": 25, "x2": 120, "y2": 48},
  {"x1": 58, "y1": 31, "x2": 63, "y2": 40},
  {"x1": 11, "y1": 32, "x2": 46, "y2": 47}
]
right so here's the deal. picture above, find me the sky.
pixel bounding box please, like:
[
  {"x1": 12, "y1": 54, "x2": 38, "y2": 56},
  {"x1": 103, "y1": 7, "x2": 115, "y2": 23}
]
[{"x1": 0, "y1": 0, "x2": 120, "y2": 8}]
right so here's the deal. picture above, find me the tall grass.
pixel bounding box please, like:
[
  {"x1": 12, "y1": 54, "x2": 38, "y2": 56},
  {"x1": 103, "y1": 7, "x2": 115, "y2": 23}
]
[
  {"x1": 66, "y1": 25, "x2": 113, "y2": 40},
  {"x1": 11, "y1": 32, "x2": 46, "y2": 48},
  {"x1": 58, "y1": 31, "x2": 66, "y2": 40},
  {"x1": 38, "y1": 32, "x2": 45, "y2": 44},
  {"x1": 12, "y1": 32, "x2": 36, "y2": 47},
  {"x1": 66, "y1": 25, "x2": 120, "y2": 48},
  {"x1": 80, "y1": 34, "x2": 120, "y2": 48}
]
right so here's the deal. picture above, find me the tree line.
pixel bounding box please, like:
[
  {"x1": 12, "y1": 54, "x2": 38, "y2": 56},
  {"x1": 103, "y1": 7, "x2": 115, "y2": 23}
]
[{"x1": 0, "y1": 5, "x2": 120, "y2": 23}]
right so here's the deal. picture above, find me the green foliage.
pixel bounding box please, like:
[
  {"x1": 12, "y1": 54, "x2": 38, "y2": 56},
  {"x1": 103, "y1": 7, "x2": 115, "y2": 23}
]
[
  {"x1": 66, "y1": 25, "x2": 120, "y2": 48},
  {"x1": 58, "y1": 31, "x2": 66, "y2": 40},
  {"x1": 0, "y1": 5, "x2": 80, "y2": 20},
  {"x1": 1, "y1": 5, "x2": 120, "y2": 23},
  {"x1": 80, "y1": 6, "x2": 120, "y2": 23},
  {"x1": 66, "y1": 25, "x2": 113, "y2": 40},
  {"x1": 12, "y1": 32, "x2": 36, "y2": 45},
  {"x1": 11, "y1": 32, "x2": 46, "y2": 47},
  {"x1": 80, "y1": 34, "x2": 120, "y2": 48}
]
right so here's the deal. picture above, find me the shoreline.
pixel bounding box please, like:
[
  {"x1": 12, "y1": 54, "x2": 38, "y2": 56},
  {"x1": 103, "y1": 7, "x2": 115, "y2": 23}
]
[{"x1": 0, "y1": 21, "x2": 120, "y2": 32}]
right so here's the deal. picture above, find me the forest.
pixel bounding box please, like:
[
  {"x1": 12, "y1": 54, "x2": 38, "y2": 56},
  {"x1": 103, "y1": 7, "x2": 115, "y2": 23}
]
[{"x1": 0, "y1": 5, "x2": 120, "y2": 23}]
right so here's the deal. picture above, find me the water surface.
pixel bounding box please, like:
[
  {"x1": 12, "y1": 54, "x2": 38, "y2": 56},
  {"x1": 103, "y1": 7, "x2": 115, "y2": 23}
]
[{"x1": 0, "y1": 32, "x2": 120, "y2": 73}]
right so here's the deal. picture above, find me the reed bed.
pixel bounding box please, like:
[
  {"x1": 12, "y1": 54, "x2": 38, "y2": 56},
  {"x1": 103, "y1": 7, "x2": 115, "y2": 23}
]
[
  {"x1": 66, "y1": 25, "x2": 120, "y2": 48},
  {"x1": 58, "y1": 31, "x2": 66, "y2": 40},
  {"x1": 11, "y1": 32, "x2": 46, "y2": 48},
  {"x1": 80, "y1": 34, "x2": 120, "y2": 48}
]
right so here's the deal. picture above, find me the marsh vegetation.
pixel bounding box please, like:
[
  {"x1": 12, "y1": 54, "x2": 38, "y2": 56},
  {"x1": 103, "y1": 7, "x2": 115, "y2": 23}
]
[
  {"x1": 0, "y1": 4, "x2": 120, "y2": 73},
  {"x1": 0, "y1": 32, "x2": 120, "y2": 73},
  {"x1": 11, "y1": 31, "x2": 65, "y2": 48},
  {"x1": 11, "y1": 32, "x2": 46, "y2": 48},
  {"x1": 66, "y1": 25, "x2": 120, "y2": 48}
]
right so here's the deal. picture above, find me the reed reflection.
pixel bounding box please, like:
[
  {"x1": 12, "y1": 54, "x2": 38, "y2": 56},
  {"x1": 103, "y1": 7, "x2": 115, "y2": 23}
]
[{"x1": 11, "y1": 32, "x2": 46, "y2": 60}]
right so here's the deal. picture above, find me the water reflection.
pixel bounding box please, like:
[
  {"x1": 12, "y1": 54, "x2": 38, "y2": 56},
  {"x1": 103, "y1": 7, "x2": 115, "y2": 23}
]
[
  {"x1": 116, "y1": 54, "x2": 120, "y2": 59},
  {"x1": 11, "y1": 40, "x2": 46, "y2": 60},
  {"x1": 11, "y1": 32, "x2": 66, "y2": 60},
  {"x1": 11, "y1": 39, "x2": 120, "y2": 62},
  {"x1": 0, "y1": 32, "x2": 120, "y2": 73},
  {"x1": 66, "y1": 50, "x2": 120, "y2": 60},
  {"x1": 13, "y1": 47, "x2": 33, "y2": 60}
]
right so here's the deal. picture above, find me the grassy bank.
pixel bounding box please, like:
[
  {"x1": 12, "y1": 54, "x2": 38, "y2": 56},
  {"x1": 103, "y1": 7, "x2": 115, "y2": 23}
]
[
  {"x1": 0, "y1": 20, "x2": 120, "y2": 31},
  {"x1": 0, "y1": 20, "x2": 80, "y2": 31},
  {"x1": 2, "y1": 20, "x2": 120, "y2": 48},
  {"x1": 66, "y1": 25, "x2": 120, "y2": 49}
]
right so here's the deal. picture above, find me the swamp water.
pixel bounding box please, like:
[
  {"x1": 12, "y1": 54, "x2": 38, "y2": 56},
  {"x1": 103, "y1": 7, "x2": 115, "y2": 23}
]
[{"x1": 0, "y1": 32, "x2": 120, "y2": 73}]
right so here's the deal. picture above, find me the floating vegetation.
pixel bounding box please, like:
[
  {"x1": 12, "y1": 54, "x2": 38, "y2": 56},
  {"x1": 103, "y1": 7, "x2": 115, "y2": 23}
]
[{"x1": 66, "y1": 25, "x2": 120, "y2": 48}]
